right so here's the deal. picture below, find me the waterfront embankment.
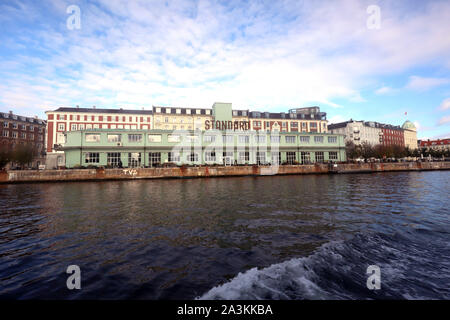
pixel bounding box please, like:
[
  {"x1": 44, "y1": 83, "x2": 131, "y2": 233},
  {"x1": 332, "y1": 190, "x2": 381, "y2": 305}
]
[{"x1": 1, "y1": 162, "x2": 449, "y2": 184}]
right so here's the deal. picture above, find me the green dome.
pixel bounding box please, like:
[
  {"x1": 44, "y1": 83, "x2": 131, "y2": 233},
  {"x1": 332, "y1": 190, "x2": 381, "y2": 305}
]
[{"x1": 402, "y1": 120, "x2": 416, "y2": 131}]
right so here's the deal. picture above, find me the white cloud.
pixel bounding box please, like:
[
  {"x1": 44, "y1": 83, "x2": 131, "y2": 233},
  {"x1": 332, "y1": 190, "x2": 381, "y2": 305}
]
[
  {"x1": 328, "y1": 115, "x2": 348, "y2": 124},
  {"x1": 438, "y1": 115, "x2": 450, "y2": 126},
  {"x1": 438, "y1": 98, "x2": 450, "y2": 111},
  {"x1": 375, "y1": 86, "x2": 395, "y2": 95},
  {"x1": 406, "y1": 76, "x2": 450, "y2": 91}
]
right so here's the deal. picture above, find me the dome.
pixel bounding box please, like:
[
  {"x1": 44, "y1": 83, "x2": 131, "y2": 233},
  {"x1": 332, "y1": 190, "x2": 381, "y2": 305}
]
[{"x1": 402, "y1": 120, "x2": 416, "y2": 131}]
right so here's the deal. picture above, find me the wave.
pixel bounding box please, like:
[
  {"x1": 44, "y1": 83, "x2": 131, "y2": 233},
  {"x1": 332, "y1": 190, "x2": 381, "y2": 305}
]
[{"x1": 199, "y1": 232, "x2": 450, "y2": 300}]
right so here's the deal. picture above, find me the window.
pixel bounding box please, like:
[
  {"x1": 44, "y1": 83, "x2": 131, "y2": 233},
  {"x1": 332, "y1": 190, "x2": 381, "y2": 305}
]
[
  {"x1": 79, "y1": 124, "x2": 85, "y2": 130},
  {"x1": 58, "y1": 115, "x2": 65, "y2": 120},
  {"x1": 188, "y1": 153, "x2": 199, "y2": 162},
  {"x1": 30, "y1": 125, "x2": 34, "y2": 131},
  {"x1": 291, "y1": 122, "x2": 298, "y2": 128},
  {"x1": 107, "y1": 134, "x2": 121, "y2": 143},
  {"x1": 272, "y1": 152, "x2": 281, "y2": 164},
  {"x1": 204, "y1": 135, "x2": 216, "y2": 143},
  {"x1": 12, "y1": 123, "x2": 17, "y2": 129},
  {"x1": 239, "y1": 135, "x2": 249, "y2": 143},
  {"x1": 205, "y1": 152, "x2": 216, "y2": 162},
  {"x1": 255, "y1": 135, "x2": 266, "y2": 143},
  {"x1": 2, "y1": 130, "x2": 8, "y2": 137},
  {"x1": 165, "y1": 117, "x2": 169, "y2": 123},
  {"x1": 223, "y1": 135, "x2": 233, "y2": 143},
  {"x1": 107, "y1": 153, "x2": 121, "y2": 167},
  {"x1": 20, "y1": 124, "x2": 26, "y2": 130},
  {"x1": 148, "y1": 134, "x2": 162, "y2": 142},
  {"x1": 168, "y1": 134, "x2": 180, "y2": 142},
  {"x1": 285, "y1": 136, "x2": 296, "y2": 143},
  {"x1": 29, "y1": 134, "x2": 34, "y2": 140},
  {"x1": 149, "y1": 152, "x2": 161, "y2": 167},
  {"x1": 270, "y1": 136, "x2": 280, "y2": 143},
  {"x1": 286, "y1": 152, "x2": 296, "y2": 164},
  {"x1": 301, "y1": 152, "x2": 311, "y2": 164},
  {"x1": 239, "y1": 151, "x2": 250, "y2": 163},
  {"x1": 314, "y1": 136, "x2": 324, "y2": 143},
  {"x1": 256, "y1": 152, "x2": 265, "y2": 164},
  {"x1": 168, "y1": 152, "x2": 180, "y2": 162},
  {"x1": 128, "y1": 134, "x2": 142, "y2": 142},
  {"x1": 128, "y1": 152, "x2": 142, "y2": 167},
  {"x1": 328, "y1": 136, "x2": 337, "y2": 143},
  {"x1": 71, "y1": 124, "x2": 77, "y2": 131},
  {"x1": 329, "y1": 151, "x2": 338, "y2": 160},
  {"x1": 85, "y1": 152, "x2": 100, "y2": 163},
  {"x1": 20, "y1": 132, "x2": 26, "y2": 139},
  {"x1": 12, "y1": 131, "x2": 18, "y2": 138},
  {"x1": 58, "y1": 123, "x2": 65, "y2": 131},
  {"x1": 315, "y1": 152, "x2": 324, "y2": 163},
  {"x1": 86, "y1": 134, "x2": 101, "y2": 142}
]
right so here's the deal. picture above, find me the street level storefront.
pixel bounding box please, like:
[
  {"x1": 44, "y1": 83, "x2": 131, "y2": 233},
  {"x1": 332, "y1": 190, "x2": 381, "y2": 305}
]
[{"x1": 62, "y1": 129, "x2": 346, "y2": 168}]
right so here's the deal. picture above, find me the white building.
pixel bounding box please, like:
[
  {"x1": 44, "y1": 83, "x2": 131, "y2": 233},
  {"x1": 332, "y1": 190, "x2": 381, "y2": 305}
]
[{"x1": 328, "y1": 120, "x2": 383, "y2": 146}]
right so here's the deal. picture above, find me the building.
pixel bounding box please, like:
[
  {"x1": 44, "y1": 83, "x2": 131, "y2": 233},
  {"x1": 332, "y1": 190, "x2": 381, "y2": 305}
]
[
  {"x1": 380, "y1": 123, "x2": 404, "y2": 148},
  {"x1": 402, "y1": 120, "x2": 418, "y2": 150},
  {"x1": 419, "y1": 138, "x2": 450, "y2": 152},
  {"x1": 328, "y1": 120, "x2": 383, "y2": 146},
  {"x1": 1, "y1": 111, "x2": 46, "y2": 168},
  {"x1": 61, "y1": 103, "x2": 345, "y2": 168},
  {"x1": 45, "y1": 103, "x2": 329, "y2": 168},
  {"x1": 45, "y1": 106, "x2": 154, "y2": 168},
  {"x1": 328, "y1": 119, "x2": 407, "y2": 148}
]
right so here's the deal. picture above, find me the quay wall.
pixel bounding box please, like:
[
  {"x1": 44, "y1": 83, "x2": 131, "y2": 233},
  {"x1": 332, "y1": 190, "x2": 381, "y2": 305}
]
[{"x1": 1, "y1": 162, "x2": 449, "y2": 184}]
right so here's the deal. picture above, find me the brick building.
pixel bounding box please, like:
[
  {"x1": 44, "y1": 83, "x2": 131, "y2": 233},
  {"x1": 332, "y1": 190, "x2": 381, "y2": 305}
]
[{"x1": 1, "y1": 111, "x2": 46, "y2": 168}]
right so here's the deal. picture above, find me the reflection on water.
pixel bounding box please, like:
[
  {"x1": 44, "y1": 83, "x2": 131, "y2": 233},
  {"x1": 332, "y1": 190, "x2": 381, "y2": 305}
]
[{"x1": 0, "y1": 171, "x2": 449, "y2": 299}]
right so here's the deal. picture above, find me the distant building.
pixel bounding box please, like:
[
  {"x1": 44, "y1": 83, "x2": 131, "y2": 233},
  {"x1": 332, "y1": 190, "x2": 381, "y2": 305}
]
[
  {"x1": 1, "y1": 111, "x2": 46, "y2": 168},
  {"x1": 402, "y1": 120, "x2": 417, "y2": 150},
  {"x1": 327, "y1": 120, "x2": 383, "y2": 146},
  {"x1": 418, "y1": 138, "x2": 450, "y2": 151},
  {"x1": 380, "y1": 123, "x2": 404, "y2": 148},
  {"x1": 60, "y1": 103, "x2": 346, "y2": 168},
  {"x1": 328, "y1": 119, "x2": 408, "y2": 148},
  {"x1": 45, "y1": 104, "x2": 329, "y2": 168}
]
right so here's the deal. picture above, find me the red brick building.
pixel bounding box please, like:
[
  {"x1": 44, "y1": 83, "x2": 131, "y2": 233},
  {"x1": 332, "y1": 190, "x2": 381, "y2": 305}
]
[
  {"x1": 1, "y1": 111, "x2": 46, "y2": 168},
  {"x1": 380, "y1": 124, "x2": 404, "y2": 147},
  {"x1": 419, "y1": 138, "x2": 450, "y2": 151}
]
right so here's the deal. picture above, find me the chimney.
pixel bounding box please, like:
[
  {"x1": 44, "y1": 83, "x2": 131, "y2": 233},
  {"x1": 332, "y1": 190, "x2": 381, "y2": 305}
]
[
  {"x1": 9, "y1": 111, "x2": 13, "y2": 114},
  {"x1": 76, "y1": 105, "x2": 79, "y2": 108}
]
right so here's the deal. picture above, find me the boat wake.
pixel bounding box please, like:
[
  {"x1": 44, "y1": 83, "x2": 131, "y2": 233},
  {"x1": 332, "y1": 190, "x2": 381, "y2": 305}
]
[{"x1": 199, "y1": 231, "x2": 450, "y2": 300}]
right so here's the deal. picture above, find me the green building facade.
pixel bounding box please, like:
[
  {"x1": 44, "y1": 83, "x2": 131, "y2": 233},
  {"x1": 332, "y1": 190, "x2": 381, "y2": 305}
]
[
  {"x1": 62, "y1": 103, "x2": 345, "y2": 168},
  {"x1": 62, "y1": 129, "x2": 346, "y2": 168}
]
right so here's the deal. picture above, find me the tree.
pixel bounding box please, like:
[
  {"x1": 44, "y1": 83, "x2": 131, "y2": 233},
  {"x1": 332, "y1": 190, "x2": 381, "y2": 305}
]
[
  {"x1": 346, "y1": 141, "x2": 360, "y2": 160},
  {"x1": 11, "y1": 143, "x2": 35, "y2": 168},
  {"x1": 0, "y1": 149, "x2": 11, "y2": 169},
  {"x1": 360, "y1": 141, "x2": 374, "y2": 159}
]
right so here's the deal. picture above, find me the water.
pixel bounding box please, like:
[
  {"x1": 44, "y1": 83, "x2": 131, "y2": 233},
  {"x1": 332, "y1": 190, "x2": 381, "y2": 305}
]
[{"x1": 0, "y1": 171, "x2": 449, "y2": 299}]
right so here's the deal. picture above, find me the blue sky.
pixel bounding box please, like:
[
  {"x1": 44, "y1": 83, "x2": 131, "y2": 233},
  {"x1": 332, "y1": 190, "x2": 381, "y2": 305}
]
[{"x1": 0, "y1": 0, "x2": 449, "y2": 139}]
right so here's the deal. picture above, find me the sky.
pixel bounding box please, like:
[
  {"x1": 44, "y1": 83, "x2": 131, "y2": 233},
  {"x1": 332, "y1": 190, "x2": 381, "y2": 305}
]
[{"x1": 0, "y1": 0, "x2": 449, "y2": 139}]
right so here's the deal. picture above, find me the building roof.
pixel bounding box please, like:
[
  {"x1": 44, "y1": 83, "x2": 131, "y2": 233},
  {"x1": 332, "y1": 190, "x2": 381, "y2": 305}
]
[
  {"x1": 1, "y1": 111, "x2": 46, "y2": 125},
  {"x1": 49, "y1": 107, "x2": 153, "y2": 115},
  {"x1": 327, "y1": 119, "x2": 402, "y2": 131},
  {"x1": 402, "y1": 120, "x2": 416, "y2": 131},
  {"x1": 419, "y1": 139, "x2": 450, "y2": 147}
]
